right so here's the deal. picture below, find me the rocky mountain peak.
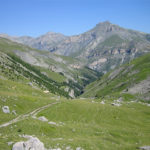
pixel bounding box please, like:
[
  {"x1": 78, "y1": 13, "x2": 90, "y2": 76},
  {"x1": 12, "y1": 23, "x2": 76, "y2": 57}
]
[
  {"x1": 1, "y1": 22, "x2": 150, "y2": 73},
  {"x1": 92, "y1": 21, "x2": 122, "y2": 33},
  {"x1": 96, "y1": 21, "x2": 112, "y2": 26},
  {"x1": 45, "y1": 31, "x2": 65, "y2": 36}
]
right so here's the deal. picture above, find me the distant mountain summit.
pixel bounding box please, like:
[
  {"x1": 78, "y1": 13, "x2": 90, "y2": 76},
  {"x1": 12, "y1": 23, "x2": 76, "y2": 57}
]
[{"x1": 1, "y1": 21, "x2": 150, "y2": 72}]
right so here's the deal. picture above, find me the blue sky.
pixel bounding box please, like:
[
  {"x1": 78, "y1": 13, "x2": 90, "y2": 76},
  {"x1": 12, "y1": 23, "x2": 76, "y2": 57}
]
[{"x1": 0, "y1": 0, "x2": 150, "y2": 37}]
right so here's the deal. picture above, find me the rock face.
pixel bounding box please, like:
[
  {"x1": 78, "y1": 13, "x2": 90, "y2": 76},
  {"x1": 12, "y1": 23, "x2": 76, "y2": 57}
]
[
  {"x1": 2, "y1": 106, "x2": 10, "y2": 113},
  {"x1": 12, "y1": 135, "x2": 46, "y2": 150},
  {"x1": 1, "y1": 21, "x2": 150, "y2": 72},
  {"x1": 128, "y1": 77, "x2": 150, "y2": 94},
  {"x1": 82, "y1": 52, "x2": 150, "y2": 101}
]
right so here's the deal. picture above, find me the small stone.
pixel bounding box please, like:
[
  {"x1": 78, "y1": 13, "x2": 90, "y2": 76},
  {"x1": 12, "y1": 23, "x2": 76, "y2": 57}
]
[
  {"x1": 72, "y1": 129, "x2": 76, "y2": 132},
  {"x1": 8, "y1": 141, "x2": 13, "y2": 146},
  {"x1": 66, "y1": 146, "x2": 71, "y2": 150},
  {"x1": 28, "y1": 82, "x2": 33, "y2": 86},
  {"x1": 59, "y1": 122, "x2": 65, "y2": 126},
  {"x1": 48, "y1": 121, "x2": 58, "y2": 126},
  {"x1": 100, "y1": 101, "x2": 105, "y2": 104},
  {"x1": 38, "y1": 116, "x2": 48, "y2": 122},
  {"x1": 76, "y1": 147, "x2": 84, "y2": 150},
  {"x1": 111, "y1": 103, "x2": 121, "y2": 106},
  {"x1": 116, "y1": 97, "x2": 123, "y2": 103},
  {"x1": 43, "y1": 90, "x2": 49, "y2": 93},
  {"x1": 12, "y1": 110, "x2": 17, "y2": 115},
  {"x1": 49, "y1": 148, "x2": 61, "y2": 150},
  {"x1": 2, "y1": 98, "x2": 6, "y2": 102}
]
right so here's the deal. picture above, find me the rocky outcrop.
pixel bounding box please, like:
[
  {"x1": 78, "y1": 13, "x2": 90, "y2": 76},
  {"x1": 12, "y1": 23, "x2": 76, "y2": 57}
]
[
  {"x1": 128, "y1": 77, "x2": 150, "y2": 94},
  {"x1": 12, "y1": 135, "x2": 46, "y2": 150},
  {"x1": 69, "y1": 89, "x2": 75, "y2": 98},
  {"x1": 70, "y1": 64, "x2": 81, "y2": 69},
  {"x1": 89, "y1": 58, "x2": 107, "y2": 69}
]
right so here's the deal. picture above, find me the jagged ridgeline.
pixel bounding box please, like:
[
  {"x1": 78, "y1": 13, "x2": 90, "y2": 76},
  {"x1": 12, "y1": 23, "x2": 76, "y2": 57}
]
[
  {"x1": 1, "y1": 21, "x2": 150, "y2": 73},
  {"x1": 0, "y1": 38, "x2": 100, "y2": 98}
]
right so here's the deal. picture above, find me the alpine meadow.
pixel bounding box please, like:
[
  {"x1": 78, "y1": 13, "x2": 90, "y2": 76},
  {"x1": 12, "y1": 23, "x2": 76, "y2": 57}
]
[{"x1": 0, "y1": 0, "x2": 150, "y2": 150}]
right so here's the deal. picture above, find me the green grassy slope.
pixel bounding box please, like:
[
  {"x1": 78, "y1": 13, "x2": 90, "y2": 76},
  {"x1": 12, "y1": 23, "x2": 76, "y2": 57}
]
[
  {"x1": 0, "y1": 37, "x2": 150, "y2": 150},
  {"x1": 0, "y1": 100, "x2": 150, "y2": 150},
  {"x1": 0, "y1": 78, "x2": 57, "y2": 124},
  {"x1": 0, "y1": 37, "x2": 100, "y2": 97},
  {"x1": 0, "y1": 51, "x2": 69, "y2": 97},
  {"x1": 82, "y1": 53, "x2": 150, "y2": 101}
]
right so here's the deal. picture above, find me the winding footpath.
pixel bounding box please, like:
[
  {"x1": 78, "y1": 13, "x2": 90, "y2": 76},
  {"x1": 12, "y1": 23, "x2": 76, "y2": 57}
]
[{"x1": 0, "y1": 102, "x2": 59, "y2": 128}]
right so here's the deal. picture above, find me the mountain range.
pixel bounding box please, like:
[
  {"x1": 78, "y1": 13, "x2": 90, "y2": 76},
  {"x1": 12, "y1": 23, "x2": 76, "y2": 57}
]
[
  {"x1": 0, "y1": 37, "x2": 101, "y2": 98},
  {"x1": 0, "y1": 21, "x2": 150, "y2": 150},
  {"x1": 1, "y1": 21, "x2": 150, "y2": 73}
]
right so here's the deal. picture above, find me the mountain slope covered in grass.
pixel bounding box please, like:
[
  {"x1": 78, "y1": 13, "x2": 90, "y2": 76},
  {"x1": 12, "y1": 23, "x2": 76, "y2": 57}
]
[
  {"x1": 0, "y1": 37, "x2": 100, "y2": 97},
  {"x1": 0, "y1": 47, "x2": 69, "y2": 98},
  {"x1": 82, "y1": 53, "x2": 150, "y2": 102},
  {"x1": 0, "y1": 29, "x2": 150, "y2": 150},
  {"x1": 0, "y1": 39, "x2": 150, "y2": 150}
]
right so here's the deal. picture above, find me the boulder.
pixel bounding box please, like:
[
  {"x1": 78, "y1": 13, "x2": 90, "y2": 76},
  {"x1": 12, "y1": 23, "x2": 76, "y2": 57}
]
[
  {"x1": 12, "y1": 135, "x2": 46, "y2": 150},
  {"x1": 139, "y1": 146, "x2": 150, "y2": 150},
  {"x1": 2, "y1": 106, "x2": 10, "y2": 113}
]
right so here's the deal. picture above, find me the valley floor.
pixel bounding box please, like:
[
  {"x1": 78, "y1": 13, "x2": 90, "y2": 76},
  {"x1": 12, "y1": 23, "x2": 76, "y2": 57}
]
[{"x1": 0, "y1": 98, "x2": 150, "y2": 150}]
